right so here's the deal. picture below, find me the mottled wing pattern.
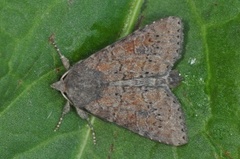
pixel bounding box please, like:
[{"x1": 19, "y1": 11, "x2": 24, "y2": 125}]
[
  {"x1": 85, "y1": 85, "x2": 187, "y2": 146},
  {"x1": 80, "y1": 17, "x2": 187, "y2": 146},
  {"x1": 83, "y1": 16, "x2": 183, "y2": 81}
]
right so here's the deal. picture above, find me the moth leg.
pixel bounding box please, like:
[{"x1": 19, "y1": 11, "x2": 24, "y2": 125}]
[
  {"x1": 75, "y1": 107, "x2": 96, "y2": 145},
  {"x1": 49, "y1": 34, "x2": 70, "y2": 70},
  {"x1": 134, "y1": 15, "x2": 144, "y2": 30},
  {"x1": 54, "y1": 101, "x2": 71, "y2": 131}
]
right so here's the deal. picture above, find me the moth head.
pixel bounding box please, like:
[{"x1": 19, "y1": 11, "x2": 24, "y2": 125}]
[
  {"x1": 51, "y1": 71, "x2": 70, "y2": 102},
  {"x1": 51, "y1": 80, "x2": 65, "y2": 92}
]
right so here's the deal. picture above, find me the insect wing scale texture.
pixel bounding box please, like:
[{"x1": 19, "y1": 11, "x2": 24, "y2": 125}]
[{"x1": 63, "y1": 17, "x2": 187, "y2": 146}]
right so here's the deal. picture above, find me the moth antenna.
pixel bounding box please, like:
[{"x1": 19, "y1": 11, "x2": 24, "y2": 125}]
[
  {"x1": 54, "y1": 101, "x2": 71, "y2": 131},
  {"x1": 54, "y1": 116, "x2": 63, "y2": 132},
  {"x1": 86, "y1": 117, "x2": 97, "y2": 145},
  {"x1": 49, "y1": 34, "x2": 70, "y2": 70}
]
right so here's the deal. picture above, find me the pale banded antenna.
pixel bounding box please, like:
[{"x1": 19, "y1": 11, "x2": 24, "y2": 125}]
[
  {"x1": 49, "y1": 34, "x2": 70, "y2": 70},
  {"x1": 54, "y1": 101, "x2": 71, "y2": 132},
  {"x1": 86, "y1": 117, "x2": 96, "y2": 145}
]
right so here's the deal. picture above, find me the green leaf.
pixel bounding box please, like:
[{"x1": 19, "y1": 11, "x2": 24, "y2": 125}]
[{"x1": 1, "y1": 0, "x2": 239, "y2": 159}]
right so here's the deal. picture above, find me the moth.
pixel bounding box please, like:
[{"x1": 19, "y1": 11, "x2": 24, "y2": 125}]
[{"x1": 50, "y1": 16, "x2": 187, "y2": 146}]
